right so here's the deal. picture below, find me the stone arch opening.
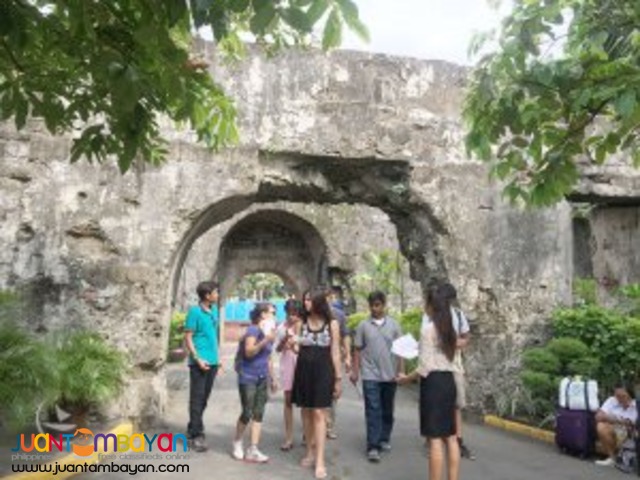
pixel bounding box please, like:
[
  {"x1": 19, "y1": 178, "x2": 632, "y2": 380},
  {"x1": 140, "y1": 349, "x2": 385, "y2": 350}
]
[
  {"x1": 169, "y1": 153, "x2": 448, "y2": 313},
  {"x1": 215, "y1": 209, "x2": 330, "y2": 301}
]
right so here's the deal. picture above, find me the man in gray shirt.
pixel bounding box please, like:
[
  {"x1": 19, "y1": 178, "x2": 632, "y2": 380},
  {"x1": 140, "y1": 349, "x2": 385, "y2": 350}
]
[{"x1": 350, "y1": 291, "x2": 403, "y2": 463}]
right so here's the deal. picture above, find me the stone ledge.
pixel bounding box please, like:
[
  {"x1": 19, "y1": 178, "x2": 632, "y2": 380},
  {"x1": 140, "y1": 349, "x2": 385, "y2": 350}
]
[
  {"x1": 484, "y1": 415, "x2": 555, "y2": 444},
  {"x1": 7, "y1": 422, "x2": 133, "y2": 480}
]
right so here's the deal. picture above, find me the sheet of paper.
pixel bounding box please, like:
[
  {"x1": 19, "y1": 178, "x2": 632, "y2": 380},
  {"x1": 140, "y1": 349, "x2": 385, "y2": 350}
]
[
  {"x1": 391, "y1": 334, "x2": 419, "y2": 360},
  {"x1": 262, "y1": 319, "x2": 276, "y2": 336}
]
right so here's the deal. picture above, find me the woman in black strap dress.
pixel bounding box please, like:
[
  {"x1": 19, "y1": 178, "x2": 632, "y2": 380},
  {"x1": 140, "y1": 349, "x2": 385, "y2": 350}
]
[{"x1": 291, "y1": 288, "x2": 342, "y2": 479}]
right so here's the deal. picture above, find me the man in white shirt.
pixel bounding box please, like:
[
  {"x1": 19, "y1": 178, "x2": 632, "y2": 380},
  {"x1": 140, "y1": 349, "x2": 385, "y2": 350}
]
[{"x1": 594, "y1": 384, "x2": 637, "y2": 467}]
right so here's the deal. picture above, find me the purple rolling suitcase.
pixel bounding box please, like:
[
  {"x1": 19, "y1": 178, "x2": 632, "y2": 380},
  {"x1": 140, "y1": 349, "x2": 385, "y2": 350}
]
[
  {"x1": 555, "y1": 408, "x2": 595, "y2": 458},
  {"x1": 636, "y1": 395, "x2": 639, "y2": 476}
]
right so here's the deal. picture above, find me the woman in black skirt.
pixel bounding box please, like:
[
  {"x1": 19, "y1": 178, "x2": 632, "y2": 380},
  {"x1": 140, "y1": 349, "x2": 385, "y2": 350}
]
[
  {"x1": 398, "y1": 285, "x2": 460, "y2": 480},
  {"x1": 291, "y1": 287, "x2": 342, "y2": 479}
]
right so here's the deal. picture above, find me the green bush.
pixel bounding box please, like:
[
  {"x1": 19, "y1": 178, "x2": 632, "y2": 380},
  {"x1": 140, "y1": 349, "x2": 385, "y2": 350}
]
[
  {"x1": 553, "y1": 303, "x2": 640, "y2": 390},
  {"x1": 618, "y1": 284, "x2": 640, "y2": 316},
  {"x1": 520, "y1": 337, "x2": 602, "y2": 422},
  {"x1": 54, "y1": 331, "x2": 128, "y2": 411},
  {"x1": 546, "y1": 337, "x2": 590, "y2": 370},
  {"x1": 347, "y1": 312, "x2": 368, "y2": 332},
  {"x1": 521, "y1": 348, "x2": 561, "y2": 375},
  {"x1": 168, "y1": 311, "x2": 186, "y2": 350},
  {"x1": 398, "y1": 308, "x2": 422, "y2": 340},
  {"x1": 521, "y1": 370, "x2": 556, "y2": 400},
  {"x1": 573, "y1": 278, "x2": 598, "y2": 306},
  {"x1": 0, "y1": 289, "x2": 129, "y2": 432},
  {"x1": 553, "y1": 305, "x2": 622, "y2": 348},
  {"x1": 0, "y1": 320, "x2": 58, "y2": 431},
  {"x1": 567, "y1": 356, "x2": 600, "y2": 377}
]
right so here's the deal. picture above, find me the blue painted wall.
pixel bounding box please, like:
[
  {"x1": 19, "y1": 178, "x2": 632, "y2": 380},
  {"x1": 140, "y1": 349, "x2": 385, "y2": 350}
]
[{"x1": 224, "y1": 299, "x2": 287, "y2": 323}]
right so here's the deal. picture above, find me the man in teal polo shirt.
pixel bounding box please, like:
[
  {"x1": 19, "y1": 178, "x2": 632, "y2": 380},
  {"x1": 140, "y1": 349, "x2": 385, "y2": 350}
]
[{"x1": 184, "y1": 281, "x2": 220, "y2": 452}]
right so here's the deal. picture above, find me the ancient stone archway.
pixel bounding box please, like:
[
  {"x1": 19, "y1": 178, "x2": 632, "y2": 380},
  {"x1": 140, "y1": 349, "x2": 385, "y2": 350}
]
[
  {"x1": 2, "y1": 47, "x2": 598, "y2": 421},
  {"x1": 168, "y1": 154, "x2": 448, "y2": 318},
  {"x1": 215, "y1": 210, "x2": 330, "y2": 300}
]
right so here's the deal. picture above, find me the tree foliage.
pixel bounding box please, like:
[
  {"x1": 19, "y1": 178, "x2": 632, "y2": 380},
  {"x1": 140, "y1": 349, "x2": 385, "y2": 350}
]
[
  {"x1": 464, "y1": 0, "x2": 640, "y2": 206},
  {"x1": 350, "y1": 249, "x2": 407, "y2": 311},
  {"x1": 235, "y1": 272, "x2": 285, "y2": 299},
  {"x1": 0, "y1": 0, "x2": 368, "y2": 172}
]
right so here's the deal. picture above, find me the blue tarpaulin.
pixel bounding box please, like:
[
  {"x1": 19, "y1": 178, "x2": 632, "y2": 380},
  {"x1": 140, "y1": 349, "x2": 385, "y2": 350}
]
[{"x1": 224, "y1": 299, "x2": 286, "y2": 323}]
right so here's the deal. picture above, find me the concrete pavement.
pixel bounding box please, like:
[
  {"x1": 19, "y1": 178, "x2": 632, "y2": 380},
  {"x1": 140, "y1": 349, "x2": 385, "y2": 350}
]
[{"x1": 77, "y1": 348, "x2": 629, "y2": 480}]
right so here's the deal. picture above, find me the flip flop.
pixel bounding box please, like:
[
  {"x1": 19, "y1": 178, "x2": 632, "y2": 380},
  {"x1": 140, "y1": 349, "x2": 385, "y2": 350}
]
[
  {"x1": 315, "y1": 468, "x2": 327, "y2": 479},
  {"x1": 280, "y1": 442, "x2": 294, "y2": 451}
]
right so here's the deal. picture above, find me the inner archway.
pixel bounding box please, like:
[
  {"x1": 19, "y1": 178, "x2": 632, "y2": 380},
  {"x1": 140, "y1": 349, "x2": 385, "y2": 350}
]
[
  {"x1": 222, "y1": 271, "x2": 291, "y2": 341},
  {"x1": 216, "y1": 209, "x2": 329, "y2": 301}
]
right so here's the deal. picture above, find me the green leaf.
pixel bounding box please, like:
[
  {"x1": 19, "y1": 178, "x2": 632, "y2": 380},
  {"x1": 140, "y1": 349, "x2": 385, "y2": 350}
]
[
  {"x1": 306, "y1": 0, "x2": 329, "y2": 25},
  {"x1": 164, "y1": 0, "x2": 188, "y2": 27},
  {"x1": 250, "y1": 2, "x2": 277, "y2": 34},
  {"x1": 322, "y1": 8, "x2": 342, "y2": 50},
  {"x1": 282, "y1": 7, "x2": 312, "y2": 33},
  {"x1": 229, "y1": 0, "x2": 250, "y2": 13},
  {"x1": 614, "y1": 90, "x2": 637, "y2": 119},
  {"x1": 336, "y1": 0, "x2": 369, "y2": 41}
]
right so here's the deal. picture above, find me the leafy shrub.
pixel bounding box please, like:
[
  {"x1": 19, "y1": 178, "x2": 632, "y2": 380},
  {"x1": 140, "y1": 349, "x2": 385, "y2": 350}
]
[
  {"x1": 520, "y1": 337, "x2": 603, "y2": 421},
  {"x1": 0, "y1": 320, "x2": 58, "y2": 431},
  {"x1": 521, "y1": 370, "x2": 556, "y2": 403},
  {"x1": 553, "y1": 305, "x2": 622, "y2": 348},
  {"x1": 398, "y1": 308, "x2": 422, "y2": 340},
  {"x1": 567, "y1": 356, "x2": 600, "y2": 377},
  {"x1": 573, "y1": 278, "x2": 598, "y2": 306},
  {"x1": 53, "y1": 331, "x2": 128, "y2": 411},
  {"x1": 168, "y1": 311, "x2": 186, "y2": 350},
  {"x1": 522, "y1": 348, "x2": 561, "y2": 375},
  {"x1": 618, "y1": 284, "x2": 640, "y2": 316},
  {"x1": 553, "y1": 303, "x2": 640, "y2": 390},
  {"x1": 347, "y1": 312, "x2": 367, "y2": 332},
  {"x1": 0, "y1": 288, "x2": 129, "y2": 431},
  {"x1": 546, "y1": 337, "x2": 590, "y2": 369}
]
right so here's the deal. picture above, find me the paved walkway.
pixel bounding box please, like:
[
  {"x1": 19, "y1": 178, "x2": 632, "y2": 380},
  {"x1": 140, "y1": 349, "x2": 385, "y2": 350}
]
[{"x1": 81, "y1": 348, "x2": 630, "y2": 480}]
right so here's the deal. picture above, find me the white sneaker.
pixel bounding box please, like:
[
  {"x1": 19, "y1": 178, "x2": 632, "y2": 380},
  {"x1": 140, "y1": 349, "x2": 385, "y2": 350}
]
[
  {"x1": 245, "y1": 445, "x2": 269, "y2": 463},
  {"x1": 595, "y1": 457, "x2": 615, "y2": 467},
  {"x1": 232, "y1": 440, "x2": 244, "y2": 460}
]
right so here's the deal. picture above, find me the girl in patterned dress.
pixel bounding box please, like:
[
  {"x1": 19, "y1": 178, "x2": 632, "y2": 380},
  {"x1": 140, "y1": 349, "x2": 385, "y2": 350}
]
[{"x1": 291, "y1": 288, "x2": 343, "y2": 479}]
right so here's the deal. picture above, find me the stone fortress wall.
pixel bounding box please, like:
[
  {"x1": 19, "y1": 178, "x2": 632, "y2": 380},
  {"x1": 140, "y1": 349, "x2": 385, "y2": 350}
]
[{"x1": 1, "y1": 44, "x2": 639, "y2": 420}]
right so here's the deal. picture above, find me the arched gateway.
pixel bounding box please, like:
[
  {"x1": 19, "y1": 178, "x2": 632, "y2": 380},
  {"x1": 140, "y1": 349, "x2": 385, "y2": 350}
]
[{"x1": 1, "y1": 45, "x2": 638, "y2": 422}]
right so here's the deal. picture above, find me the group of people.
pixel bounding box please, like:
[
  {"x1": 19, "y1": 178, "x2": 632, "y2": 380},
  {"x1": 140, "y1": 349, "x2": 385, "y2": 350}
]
[{"x1": 182, "y1": 280, "x2": 474, "y2": 480}]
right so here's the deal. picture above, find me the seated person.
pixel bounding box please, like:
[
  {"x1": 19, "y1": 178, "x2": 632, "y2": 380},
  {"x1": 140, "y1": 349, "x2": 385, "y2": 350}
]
[{"x1": 595, "y1": 383, "x2": 637, "y2": 467}]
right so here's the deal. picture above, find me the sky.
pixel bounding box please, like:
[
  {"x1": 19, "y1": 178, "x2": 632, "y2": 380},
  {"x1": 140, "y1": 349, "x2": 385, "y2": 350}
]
[
  {"x1": 340, "y1": 0, "x2": 510, "y2": 65},
  {"x1": 198, "y1": 1, "x2": 511, "y2": 65}
]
